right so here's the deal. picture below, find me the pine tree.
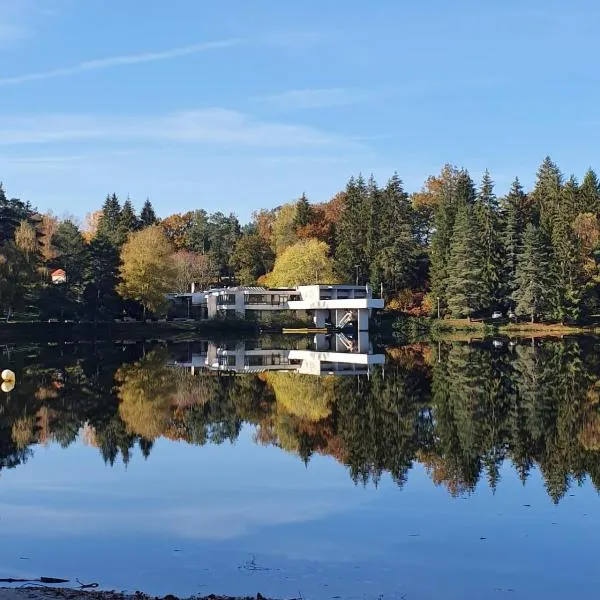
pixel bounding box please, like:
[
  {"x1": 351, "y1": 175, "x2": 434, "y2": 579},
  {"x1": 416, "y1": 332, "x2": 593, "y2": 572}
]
[
  {"x1": 294, "y1": 193, "x2": 313, "y2": 229},
  {"x1": 579, "y1": 168, "x2": 600, "y2": 215},
  {"x1": 551, "y1": 177, "x2": 583, "y2": 322},
  {"x1": 430, "y1": 168, "x2": 476, "y2": 308},
  {"x1": 119, "y1": 197, "x2": 139, "y2": 243},
  {"x1": 530, "y1": 156, "x2": 563, "y2": 235},
  {"x1": 369, "y1": 173, "x2": 416, "y2": 295},
  {"x1": 140, "y1": 198, "x2": 157, "y2": 227},
  {"x1": 335, "y1": 175, "x2": 370, "y2": 284},
  {"x1": 96, "y1": 193, "x2": 122, "y2": 246},
  {"x1": 501, "y1": 178, "x2": 529, "y2": 301},
  {"x1": 474, "y1": 170, "x2": 503, "y2": 309},
  {"x1": 512, "y1": 224, "x2": 556, "y2": 322},
  {"x1": 445, "y1": 204, "x2": 486, "y2": 318}
]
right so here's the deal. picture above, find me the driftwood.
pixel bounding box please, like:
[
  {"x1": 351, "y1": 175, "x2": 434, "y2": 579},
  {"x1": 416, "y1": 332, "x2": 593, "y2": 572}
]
[{"x1": 0, "y1": 579, "x2": 70, "y2": 585}]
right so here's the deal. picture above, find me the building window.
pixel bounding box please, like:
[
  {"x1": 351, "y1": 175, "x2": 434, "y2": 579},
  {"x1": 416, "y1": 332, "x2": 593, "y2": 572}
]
[{"x1": 217, "y1": 294, "x2": 236, "y2": 305}]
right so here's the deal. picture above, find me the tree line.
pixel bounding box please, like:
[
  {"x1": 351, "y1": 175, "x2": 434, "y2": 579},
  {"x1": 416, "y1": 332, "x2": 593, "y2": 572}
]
[
  {"x1": 2, "y1": 337, "x2": 600, "y2": 503},
  {"x1": 1, "y1": 155, "x2": 600, "y2": 321}
]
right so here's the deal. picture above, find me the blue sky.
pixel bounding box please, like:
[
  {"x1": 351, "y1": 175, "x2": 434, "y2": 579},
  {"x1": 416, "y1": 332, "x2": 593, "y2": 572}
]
[{"x1": 0, "y1": 0, "x2": 599, "y2": 222}]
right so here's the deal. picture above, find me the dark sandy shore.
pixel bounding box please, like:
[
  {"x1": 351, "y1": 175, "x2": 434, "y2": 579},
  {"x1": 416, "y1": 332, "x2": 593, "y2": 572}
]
[{"x1": 0, "y1": 589, "x2": 277, "y2": 600}]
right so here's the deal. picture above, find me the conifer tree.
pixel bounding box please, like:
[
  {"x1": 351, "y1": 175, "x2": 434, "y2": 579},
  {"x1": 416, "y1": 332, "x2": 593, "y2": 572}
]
[
  {"x1": 335, "y1": 175, "x2": 370, "y2": 284},
  {"x1": 445, "y1": 204, "x2": 486, "y2": 318},
  {"x1": 579, "y1": 168, "x2": 600, "y2": 215},
  {"x1": 530, "y1": 156, "x2": 563, "y2": 234},
  {"x1": 369, "y1": 173, "x2": 415, "y2": 295},
  {"x1": 293, "y1": 193, "x2": 313, "y2": 229},
  {"x1": 96, "y1": 193, "x2": 122, "y2": 246},
  {"x1": 501, "y1": 178, "x2": 529, "y2": 300},
  {"x1": 512, "y1": 224, "x2": 556, "y2": 322},
  {"x1": 140, "y1": 198, "x2": 157, "y2": 227},
  {"x1": 119, "y1": 197, "x2": 139, "y2": 243},
  {"x1": 429, "y1": 168, "x2": 475, "y2": 308},
  {"x1": 551, "y1": 177, "x2": 583, "y2": 322},
  {"x1": 474, "y1": 170, "x2": 503, "y2": 309}
]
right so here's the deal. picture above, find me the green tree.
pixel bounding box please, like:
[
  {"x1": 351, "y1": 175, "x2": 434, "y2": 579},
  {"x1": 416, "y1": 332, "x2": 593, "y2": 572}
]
[
  {"x1": 229, "y1": 234, "x2": 275, "y2": 284},
  {"x1": 429, "y1": 167, "x2": 474, "y2": 308},
  {"x1": 52, "y1": 221, "x2": 87, "y2": 284},
  {"x1": 82, "y1": 237, "x2": 122, "y2": 321},
  {"x1": 501, "y1": 178, "x2": 529, "y2": 301},
  {"x1": 369, "y1": 173, "x2": 416, "y2": 295},
  {"x1": 530, "y1": 156, "x2": 563, "y2": 234},
  {"x1": 445, "y1": 204, "x2": 486, "y2": 318},
  {"x1": 206, "y1": 212, "x2": 241, "y2": 279},
  {"x1": 184, "y1": 209, "x2": 210, "y2": 253},
  {"x1": 139, "y1": 198, "x2": 157, "y2": 227},
  {"x1": 579, "y1": 169, "x2": 600, "y2": 215},
  {"x1": 117, "y1": 226, "x2": 177, "y2": 320},
  {"x1": 512, "y1": 224, "x2": 556, "y2": 322},
  {"x1": 119, "y1": 197, "x2": 139, "y2": 241},
  {"x1": 294, "y1": 193, "x2": 313, "y2": 229},
  {"x1": 96, "y1": 193, "x2": 122, "y2": 246},
  {"x1": 474, "y1": 170, "x2": 503, "y2": 309},
  {"x1": 335, "y1": 175, "x2": 370, "y2": 283},
  {"x1": 551, "y1": 177, "x2": 583, "y2": 322}
]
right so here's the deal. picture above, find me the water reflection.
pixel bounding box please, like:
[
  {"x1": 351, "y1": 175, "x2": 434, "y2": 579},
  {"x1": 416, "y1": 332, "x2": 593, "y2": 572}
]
[{"x1": 2, "y1": 336, "x2": 600, "y2": 503}]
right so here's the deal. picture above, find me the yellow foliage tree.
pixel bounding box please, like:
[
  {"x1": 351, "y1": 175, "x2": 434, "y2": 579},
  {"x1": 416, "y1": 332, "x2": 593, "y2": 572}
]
[
  {"x1": 264, "y1": 372, "x2": 335, "y2": 421},
  {"x1": 264, "y1": 238, "x2": 339, "y2": 287},
  {"x1": 117, "y1": 225, "x2": 177, "y2": 319},
  {"x1": 271, "y1": 203, "x2": 298, "y2": 255},
  {"x1": 116, "y1": 350, "x2": 176, "y2": 440}
]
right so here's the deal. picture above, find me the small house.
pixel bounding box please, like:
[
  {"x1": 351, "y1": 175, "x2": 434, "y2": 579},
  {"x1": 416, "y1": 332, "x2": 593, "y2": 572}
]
[{"x1": 51, "y1": 269, "x2": 67, "y2": 284}]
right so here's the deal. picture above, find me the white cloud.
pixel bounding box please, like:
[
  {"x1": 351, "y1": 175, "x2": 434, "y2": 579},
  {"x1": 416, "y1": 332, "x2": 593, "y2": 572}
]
[
  {"x1": 253, "y1": 87, "x2": 372, "y2": 111},
  {"x1": 0, "y1": 38, "x2": 244, "y2": 86},
  {"x1": 0, "y1": 108, "x2": 347, "y2": 148}
]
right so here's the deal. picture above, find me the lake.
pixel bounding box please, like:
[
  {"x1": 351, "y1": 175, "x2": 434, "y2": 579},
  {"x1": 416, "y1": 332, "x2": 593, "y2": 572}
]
[{"x1": 1, "y1": 335, "x2": 600, "y2": 600}]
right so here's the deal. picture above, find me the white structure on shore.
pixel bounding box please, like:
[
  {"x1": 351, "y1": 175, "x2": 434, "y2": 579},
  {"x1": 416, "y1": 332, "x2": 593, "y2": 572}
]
[{"x1": 171, "y1": 284, "x2": 384, "y2": 329}]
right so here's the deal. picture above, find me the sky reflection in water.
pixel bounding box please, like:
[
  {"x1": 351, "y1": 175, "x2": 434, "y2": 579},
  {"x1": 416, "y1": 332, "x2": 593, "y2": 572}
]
[{"x1": 1, "y1": 337, "x2": 600, "y2": 599}]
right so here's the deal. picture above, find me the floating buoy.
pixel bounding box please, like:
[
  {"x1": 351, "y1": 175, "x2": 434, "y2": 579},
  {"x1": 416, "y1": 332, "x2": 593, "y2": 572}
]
[
  {"x1": 1, "y1": 369, "x2": 15, "y2": 392},
  {"x1": 1, "y1": 380, "x2": 14, "y2": 393},
  {"x1": 1, "y1": 369, "x2": 15, "y2": 382}
]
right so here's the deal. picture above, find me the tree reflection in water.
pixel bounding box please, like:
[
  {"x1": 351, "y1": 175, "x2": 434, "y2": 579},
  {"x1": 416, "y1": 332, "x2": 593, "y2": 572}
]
[{"x1": 2, "y1": 337, "x2": 600, "y2": 503}]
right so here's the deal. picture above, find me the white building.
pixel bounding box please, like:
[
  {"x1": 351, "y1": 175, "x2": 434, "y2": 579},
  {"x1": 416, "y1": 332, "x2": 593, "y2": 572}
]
[{"x1": 171, "y1": 284, "x2": 384, "y2": 330}]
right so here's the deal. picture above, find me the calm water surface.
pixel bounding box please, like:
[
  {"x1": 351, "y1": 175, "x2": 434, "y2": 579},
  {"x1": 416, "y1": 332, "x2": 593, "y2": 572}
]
[{"x1": 1, "y1": 336, "x2": 600, "y2": 600}]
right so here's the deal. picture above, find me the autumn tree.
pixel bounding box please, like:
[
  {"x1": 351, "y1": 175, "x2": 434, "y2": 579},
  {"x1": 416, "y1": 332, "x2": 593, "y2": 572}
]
[
  {"x1": 117, "y1": 226, "x2": 177, "y2": 320},
  {"x1": 173, "y1": 250, "x2": 218, "y2": 293},
  {"x1": 82, "y1": 210, "x2": 102, "y2": 243},
  {"x1": 271, "y1": 203, "x2": 298, "y2": 255},
  {"x1": 264, "y1": 239, "x2": 338, "y2": 287}
]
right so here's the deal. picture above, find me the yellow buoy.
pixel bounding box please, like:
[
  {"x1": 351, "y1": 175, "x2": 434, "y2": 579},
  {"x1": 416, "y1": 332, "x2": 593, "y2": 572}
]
[
  {"x1": 1, "y1": 369, "x2": 15, "y2": 383},
  {"x1": 1, "y1": 380, "x2": 14, "y2": 393}
]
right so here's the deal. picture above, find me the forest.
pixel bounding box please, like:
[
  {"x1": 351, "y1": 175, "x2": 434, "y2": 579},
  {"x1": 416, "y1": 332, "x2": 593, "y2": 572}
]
[
  {"x1": 1, "y1": 156, "x2": 600, "y2": 322},
  {"x1": 2, "y1": 337, "x2": 600, "y2": 503}
]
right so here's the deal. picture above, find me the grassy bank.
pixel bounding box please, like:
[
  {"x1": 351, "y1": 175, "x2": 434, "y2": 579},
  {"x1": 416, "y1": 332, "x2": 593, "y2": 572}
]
[{"x1": 388, "y1": 314, "x2": 600, "y2": 342}]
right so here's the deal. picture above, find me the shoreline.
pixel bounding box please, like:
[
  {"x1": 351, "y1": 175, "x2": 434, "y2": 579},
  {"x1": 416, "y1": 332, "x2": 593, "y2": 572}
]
[{"x1": 0, "y1": 588, "x2": 277, "y2": 600}]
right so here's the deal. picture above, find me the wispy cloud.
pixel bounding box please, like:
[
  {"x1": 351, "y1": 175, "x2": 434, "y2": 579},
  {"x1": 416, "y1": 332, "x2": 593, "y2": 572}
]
[
  {"x1": 0, "y1": 38, "x2": 244, "y2": 86},
  {"x1": 0, "y1": 108, "x2": 351, "y2": 149},
  {"x1": 253, "y1": 87, "x2": 372, "y2": 111}
]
